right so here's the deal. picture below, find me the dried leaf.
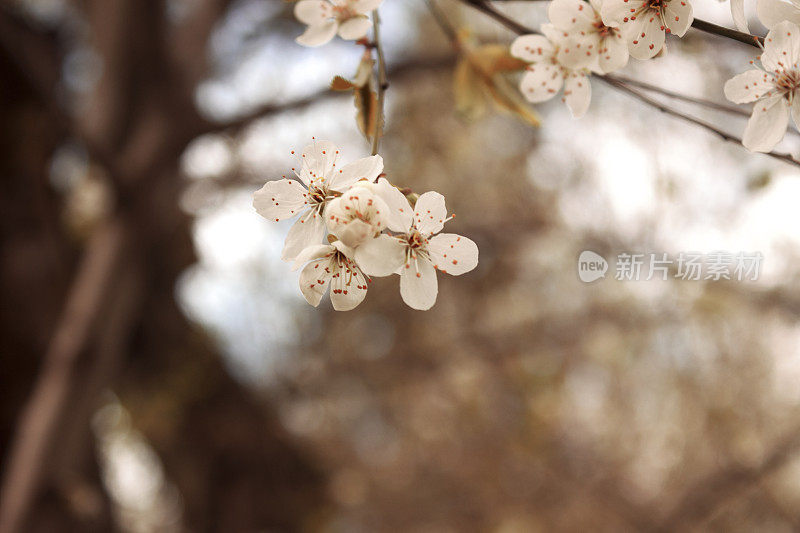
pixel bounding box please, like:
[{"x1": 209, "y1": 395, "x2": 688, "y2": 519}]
[
  {"x1": 453, "y1": 58, "x2": 488, "y2": 121},
  {"x1": 453, "y1": 37, "x2": 541, "y2": 127},
  {"x1": 331, "y1": 76, "x2": 357, "y2": 91},
  {"x1": 330, "y1": 53, "x2": 380, "y2": 141}
]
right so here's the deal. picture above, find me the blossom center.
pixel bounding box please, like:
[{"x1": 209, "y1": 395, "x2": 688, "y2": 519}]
[
  {"x1": 332, "y1": 2, "x2": 357, "y2": 21},
  {"x1": 407, "y1": 230, "x2": 428, "y2": 250},
  {"x1": 773, "y1": 69, "x2": 800, "y2": 95},
  {"x1": 593, "y1": 20, "x2": 613, "y2": 37}
]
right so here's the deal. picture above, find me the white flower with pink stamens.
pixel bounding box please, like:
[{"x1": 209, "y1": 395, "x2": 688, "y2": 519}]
[
  {"x1": 354, "y1": 192, "x2": 479, "y2": 311},
  {"x1": 253, "y1": 140, "x2": 383, "y2": 261},
  {"x1": 510, "y1": 25, "x2": 593, "y2": 118},
  {"x1": 601, "y1": 0, "x2": 693, "y2": 60},
  {"x1": 294, "y1": 241, "x2": 369, "y2": 311},
  {"x1": 548, "y1": 0, "x2": 629, "y2": 74},
  {"x1": 724, "y1": 21, "x2": 800, "y2": 152},
  {"x1": 293, "y1": 0, "x2": 382, "y2": 47}
]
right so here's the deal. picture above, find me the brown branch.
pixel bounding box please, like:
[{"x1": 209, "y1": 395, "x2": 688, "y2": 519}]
[
  {"x1": 194, "y1": 55, "x2": 455, "y2": 136},
  {"x1": 0, "y1": 219, "x2": 128, "y2": 533},
  {"x1": 606, "y1": 74, "x2": 751, "y2": 117},
  {"x1": 598, "y1": 76, "x2": 800, "y2": 168},
  {"x1": 371, "y1": 9, "x2": 388, "y2": 155},
  {"x1": 691, "y1": 18, "x2": 763, "y2": 47}
]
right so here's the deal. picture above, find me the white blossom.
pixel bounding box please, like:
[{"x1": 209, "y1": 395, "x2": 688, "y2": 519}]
[
  {"x1": 510, "y1": 25, "x2": 593, "y2": 118},
  {"x1": 293, "y1": 241, "x2": 369, "y2": 311},
  {"x1": 757, "y1": 0, "x2": 800, "y2": 29},
  {"x1": 601, "y1": 0, "x2": 693, "y2": 60},
  {"x1": 293, "y1": 0, "x2": 382, "y2": 47},
  {"x1": 325, "y1": 185, "x2": 391, "y2": 248},
  {"x1": 724, "y1": 21, "x2": 800, "y2": 152},
  {"x1": 253, "y1": 140, "x2": 383, "y2": 261},
  {"x1": 354, "y1": 192, "x2": 479, "y2": 311},
  {"x1": 548, "y1": 0, "x2": 629, "y2": 73}
]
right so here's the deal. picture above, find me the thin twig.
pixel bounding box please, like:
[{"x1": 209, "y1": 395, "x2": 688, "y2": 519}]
[
  {"x1": 371, "y1": 9, "x2": 388, "y2": 155},
  {"x1": 598, "y1": 76, "x2": 800, "y2": 167},
  {"x1": 0, "y1": 219, "x2": 127, "y2": 533},
  {"x1": 605, "y1": 74, "x2": 751, "y2": 117},
  {"x1": 691, "y1": 18, "x2": 763, "y2": 47}
]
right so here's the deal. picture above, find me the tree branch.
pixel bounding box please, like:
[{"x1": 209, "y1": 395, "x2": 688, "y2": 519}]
[
  {"x1": 371, "y1": 10, "x2": 388, "y2": 155},
  {"x1": 193, "y1": 55, "x2": 455, "y2": 136},
  {"x1": 598, "y1": 76, "x2": 800, "y2": 168},
  {"x1": 0, "y1": 219, "x2": 128, "y2": 533},
  {"x1": 691, "y1": 18, "x2": 763, "y2": 47}
]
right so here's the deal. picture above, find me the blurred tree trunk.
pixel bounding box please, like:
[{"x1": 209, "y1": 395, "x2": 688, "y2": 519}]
[{"x1": 0, "y1": 3, "x2": 326, "y2": 532}]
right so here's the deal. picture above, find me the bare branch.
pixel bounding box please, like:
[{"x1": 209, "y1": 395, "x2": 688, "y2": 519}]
[
  {"x1": 194, "y1": 55, "x2": 455, "y2": 136},
  {"x1": 0, "y1": 219, "x2": 128, "y2": 533},
  {"x1": 371, "y1": 9, "x2": 388, "y2": 155}
]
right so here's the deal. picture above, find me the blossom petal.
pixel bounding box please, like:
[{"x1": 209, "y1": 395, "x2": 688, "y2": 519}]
[
  {"x1": 519, "y1": 64, "x2": 564, "y2": 103},
  {"x1": 558, "y1": 35, "x2": 600, "y2": 70},
  {"x1": 742, "y1": 95, "x2": 790, "y2": 152},
  {"x1": 299, "y1": 258, "x2": 334, "y2": 307},
  {"x1": 730, "y1": 0, "x2": 748, "y2": 32},
  {"x1": 602, "y1": 0, "x2": 646, "y2": 27},
  {"x1": 354, "y1": 234, "x2": 405, "y2": 277},
  {"x1": 625, "y1": 10, "x2": 666, "y2": 60},
  {"x1": 354, "y1": 0, "x2": 383, "y2": 13},
  {"x1": 368, "y1": 178, "x2": 413, "y2": 232},
  {"x1": 792, "y1": 94, "x2": 800, "y2": 131},
  {"x1": 762, "y1": 21, "x2": 800, "y2": 72},
  {"x1": 563, "y1": 71, "x2": 592, "y2": 118},
  {"x1": 338, "y1": 16, "x2": 372, "y2": 40},
  {"x1": 413, "y1": 191, "x2": 448, "y2": 236},
  {"x1": 292, "y1": 243, "x2": 333, "y2": 271},
  {"x1": 253, "y1": 179, "x2": 308, "y2": 221},
  {"x1": 296, "y1": 20, "x2": 338, "y2": 47},
  {"x1": 724, "y1": 69, "x2": 771, "y2": 103},
  {"x1": 757, "y1": 0, "x2": 800, "y2": 29},
  {"x1": 549, "y1": 0, "x2": 599, "y2": 32},
  {"x1": 282, "y1": 211, "x2": 326, "y2": 261},
  {"x1": 510, "y1": 34, "x2": 556, "y2": 63},
  {"x1": 294, "y1": 0, "x2": 331, "y2": 24},
  {"x1": 598, "y1": 32, "x2": 629, "y2": 73},
  {"x1": 329, "y1": 154, "x2": 383, "y2": 191},
  {"x1": 427, "y1": 234, "x2": 479, "y2": 276},
  {"x1": 329, "y1": 264, "x2": 368, "y2": 311},
  {"x1": 300, "y1": 140, "x2": 339, "y2": 184},
  {"x1": 400, "y1": 257, "x2": 438, "y2": 310},
  {"x1": 664, "y1": 0, "x2": 693, "y2": 37}
]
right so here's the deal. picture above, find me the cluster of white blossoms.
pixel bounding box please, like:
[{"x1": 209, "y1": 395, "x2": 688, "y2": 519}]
[
  {"x1": 253, "y1": 141, "x2": 479, "y2": 311},
  {"x1": 293, "y1": 0, "x2": 383, "y2": 46},
  {"x1": 510, "y1": 0, "x2": 693, "y2": 116}
]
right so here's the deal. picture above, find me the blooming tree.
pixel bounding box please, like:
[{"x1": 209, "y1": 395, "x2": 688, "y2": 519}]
[{"x1": 254, "y1": 0, "x2": 800, "y2": 311}]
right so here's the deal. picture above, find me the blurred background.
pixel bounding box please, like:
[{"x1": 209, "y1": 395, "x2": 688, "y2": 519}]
[{"x1": 3, "y1": 0, "x2": 800, "y2": 531}]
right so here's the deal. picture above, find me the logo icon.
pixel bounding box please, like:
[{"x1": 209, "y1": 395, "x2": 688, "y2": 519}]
[{"x1": 578, "y1": 251, "x2": 608, "y2": 283}]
